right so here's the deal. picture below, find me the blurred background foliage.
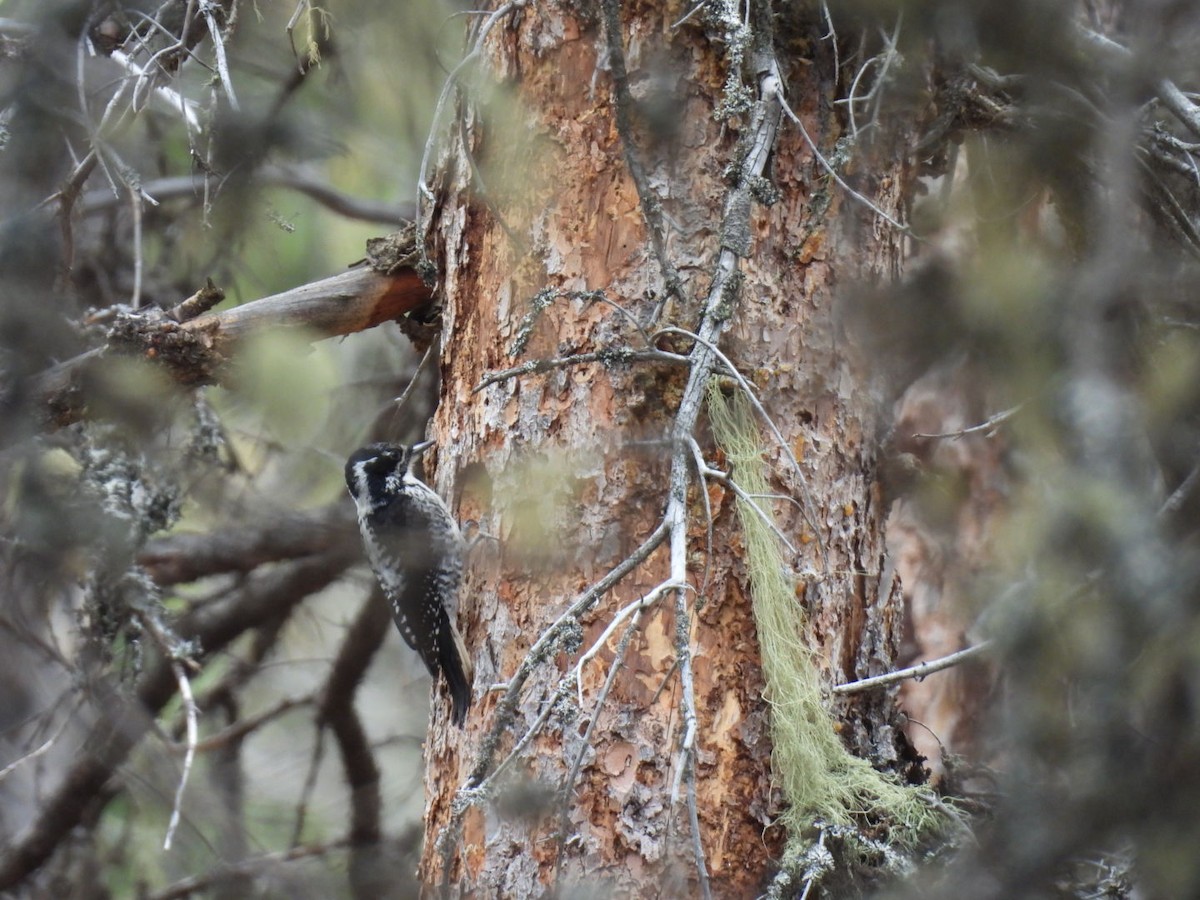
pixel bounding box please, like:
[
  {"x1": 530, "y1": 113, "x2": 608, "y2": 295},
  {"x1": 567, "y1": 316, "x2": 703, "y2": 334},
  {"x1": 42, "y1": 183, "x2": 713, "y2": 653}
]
[{"x1": 0, "y1": 0, "x2": 460, "y2": 896}]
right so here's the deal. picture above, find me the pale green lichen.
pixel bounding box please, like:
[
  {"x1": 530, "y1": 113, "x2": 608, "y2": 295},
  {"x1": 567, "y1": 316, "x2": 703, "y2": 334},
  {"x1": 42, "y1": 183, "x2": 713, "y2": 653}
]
[{"x1": 706, "y1": 384, "x2": 944, "y2": 854}]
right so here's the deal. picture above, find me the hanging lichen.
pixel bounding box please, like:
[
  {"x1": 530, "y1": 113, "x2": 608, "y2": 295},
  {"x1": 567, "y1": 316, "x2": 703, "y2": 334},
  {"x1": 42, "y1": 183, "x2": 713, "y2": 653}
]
[{"x1": 706, "y1": 383, "x2": 945, "y2": 862}]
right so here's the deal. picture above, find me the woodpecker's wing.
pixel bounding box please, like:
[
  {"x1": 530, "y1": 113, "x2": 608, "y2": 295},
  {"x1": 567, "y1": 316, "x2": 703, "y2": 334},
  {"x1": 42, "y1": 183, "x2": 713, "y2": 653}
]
[{"x1": 362, "y1": 495, "x2": 473, "y2": 726}]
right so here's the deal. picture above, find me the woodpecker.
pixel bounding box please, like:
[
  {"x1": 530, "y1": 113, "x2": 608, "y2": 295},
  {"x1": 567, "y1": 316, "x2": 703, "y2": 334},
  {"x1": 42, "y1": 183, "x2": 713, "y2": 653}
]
[{"x1": 345, "y1": 440, "x2": 473, "y2": 726}]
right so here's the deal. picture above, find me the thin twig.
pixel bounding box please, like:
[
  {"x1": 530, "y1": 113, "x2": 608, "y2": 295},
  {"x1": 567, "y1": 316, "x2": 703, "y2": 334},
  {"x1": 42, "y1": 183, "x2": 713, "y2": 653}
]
[
  {"x1": 841, "y1": 44, "x2": 881, "y2": 139},
  {"x1": 171, "y1": 696, "x2": 312, "y2": 755},
  {"x1": 573, "y1": 583, "x2": 680, "y2": 707},
  {"x1": 698, "y1": 462, "x2": 800, "y2": 556},
  {"x1": 80, "y1": 167, "x2": 413, "y2": 225},
  {"x1": 866, "y1": 14, "x2": 904, "y2": 133},
  {"x1": 129, "y1": 182, "x2": 145, "y2": 307},
  {"x1": 0, "y1": 551, "x2": 356, "y2": 892},
  {"x1": 1161, "y1": 447, "x2": 1200, "y2": 518},
  {"x1": 484, "y1": 677, "x2": 576, "y2": 789},
  {"x1": 391, "y1": 343, "x2": 434, "y2": 419},
  {"x1": 434, "y1": 520, "x2": 670, "y2": 881},
  {"x1": 831, "y1": 641, "x2": 993, "y2": 695},
  {"x1": 912, "y1": 404, "x2": 1022, "y2": 440},
  {"x1": 685, "y1": 437, "x2": 717, "y2": 596},
  {"x1": 0, "y1": 715, "x2": 73, "y2": 784},
  {"x1": 776, "y1": 93, "x2": 910, "y2": 233},
  {"x1": 474, "y1": 348, "x2": 688, "y2": 392},
  {"x1": 290, "y1": 726, "x2": 326, "y2": 849},
  {"x1": 553, "y1": 602, "x2": 644, "y2": 888},
  {"x1": 163, "y1": 659, "x2": 199, "y2": 850},
  {"x1": 466, "y1": 518, "x2": 670, "y2": 787},
  {"x1": 201, "y1": 4, "x2": 238, "y2": 111},
  {"x1": 671, "y1": 1, "x2": 706, "y2": 30},
  {"x1": 112, "y1": 48, "x2": 201, "y2": 134},
  {"x1": 819, "y1": 1, "x2": 839, "y2": 87},
  {"x1": 417, "y1": 2, "x2": 517, "y2": 211},
  {"x1": 656, "y1": 325, "x2": 826, "y2": 568}
]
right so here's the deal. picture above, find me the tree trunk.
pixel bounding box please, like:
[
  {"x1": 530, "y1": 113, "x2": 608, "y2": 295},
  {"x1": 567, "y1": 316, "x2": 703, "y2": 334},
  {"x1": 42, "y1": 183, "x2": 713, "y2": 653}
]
[{"x1": 419, "y1": 2, "x2": 915, "y2": 895}]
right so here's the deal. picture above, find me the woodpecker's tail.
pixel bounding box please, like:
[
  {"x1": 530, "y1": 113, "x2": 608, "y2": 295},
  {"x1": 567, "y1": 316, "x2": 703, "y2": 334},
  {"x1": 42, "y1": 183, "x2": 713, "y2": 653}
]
[{"x1": 439, "y1": 621, "x2": 474, "y2": 727}]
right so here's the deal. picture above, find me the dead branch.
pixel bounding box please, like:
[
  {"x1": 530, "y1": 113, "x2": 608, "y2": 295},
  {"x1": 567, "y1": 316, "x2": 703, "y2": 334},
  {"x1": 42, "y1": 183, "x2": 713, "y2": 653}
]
[
  {"x1": 35, "y1": 264, "x2": 433, "y2": 427},
  {"x1": 832, "y1": 642, "x2": 994, "y2": 695},
  {"x1": 139, "y1": 504, "x2": 357, "y2": 586},
  {"x1": 0, "y1": 549, "x2": 357, "y2": 892},
  {"x1": 318, "y1": 590, "x2": 391, "y2": 899}
]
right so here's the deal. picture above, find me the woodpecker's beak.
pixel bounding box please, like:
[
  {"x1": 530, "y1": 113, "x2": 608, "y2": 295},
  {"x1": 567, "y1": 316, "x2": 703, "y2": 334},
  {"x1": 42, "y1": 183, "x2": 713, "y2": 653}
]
[{"x1": 411, "y1": 439, "x2": 436, "y2": 456}]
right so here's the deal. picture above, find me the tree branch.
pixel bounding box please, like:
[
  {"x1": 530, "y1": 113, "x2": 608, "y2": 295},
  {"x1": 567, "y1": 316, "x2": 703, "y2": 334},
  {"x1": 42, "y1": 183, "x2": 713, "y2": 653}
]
[
  {"x1": 318, "y1": 590, "x2": 390, "y2": 900},
  {"x1": 35, "y1": 265, "x2": 433, "y2": 426},
  {"x1": 0, "y1": 549, "x2": 357, "y2": 891},
  {"x1": 181, "y1": 266, "x2": 432, "y2": 349},
  {"x1": 139, "y1": 504, "x2": 357, "y2": 586},
  {"x1": 80, "y1": 168, "x2": 414, "y2": 226},
  {"x1": 831, "y1": 642, "x2": 993, "y2": 695}
]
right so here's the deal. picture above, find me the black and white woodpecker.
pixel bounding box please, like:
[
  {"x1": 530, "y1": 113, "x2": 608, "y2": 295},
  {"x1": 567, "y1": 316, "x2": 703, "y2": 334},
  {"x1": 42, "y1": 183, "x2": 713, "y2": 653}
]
[{"x1": 345, "y1": 440, "x2": 473, "y2": 725}]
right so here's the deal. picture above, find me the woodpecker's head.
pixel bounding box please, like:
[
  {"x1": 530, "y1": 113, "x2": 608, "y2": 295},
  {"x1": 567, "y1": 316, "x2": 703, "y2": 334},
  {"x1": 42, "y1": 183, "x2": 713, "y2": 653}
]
[{"x1": 345, "y1": 440, "x2": 434, "y2": 501}]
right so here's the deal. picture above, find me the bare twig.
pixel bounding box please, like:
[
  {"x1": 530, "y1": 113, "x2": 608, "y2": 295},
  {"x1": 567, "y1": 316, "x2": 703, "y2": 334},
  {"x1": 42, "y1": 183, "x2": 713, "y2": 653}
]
[
  {"x1": 777, "y1": 92, "x2": 911, "y2": 234},
  {"x1": 290, "y1": 726, "x2": 327, "y2": 850},
  {"x1": 1076, "y1": 25, "x2": 1200, "y2": 142},
  {"x1": 417, "y1": 0, "x2": 518, "y2": 219},
  {"x1": 174, "y1": 696, "x2": 312, "y2": 755},
  {"x1": 390, "y1": 343, "x2": 435, "y2": 418},
  {"x1": 482, "y1": 678, "x2": 576, "y2": 792},
  {"x1": 671, "y1": 1, "x2": 707, "y2": 30},
  {"x1": 553, "y1": 599, "x2": 644, "y2": 888},
  {"x1": 162, "y1": 659, "x2": 198, "y2": 850},
  {"x1": 867, "y1": 16, "x2": 904, "y2": 133},
  {"x1": 131, "y1": 603, "x2": 202, "y2": 852},
  {"x1": 0, "y1": 714, "x2": 73, "y2": 785},
  {"x1": 1161, "y1": 447, "x2": 1200, "y2": 518},
  {"x1": 656, "y1": 325, "x2": 826, "y2": 567},
  {"x1": 696, "y1": 459, "x2": 800, "y2": 556},
  {"x1": 474, "y1": 348, "x2": 688, "y2": 393},
  {"x1": 912, "y1": 404, "x2": 1022, "y2": 440},
  {"x1": 201, "y1": 4, "x2": 238, "y2": 111},
  {"x1": 110, "y1": 49, "x2": 201, "y2": 134},
  {"x1": 685, "y1": 437, "x2": 717, "y2": 595},
  {"x1": 466, "y1": 518, "x2": 670, "y2": 787},
  {"x1": 573, "y1": 583, "x2": 680, "y2": 707},
  {"x1": 80, "y1": 167, "x2": 414, "y2": 225},
  {"x1": 432, "y1": 520, "x2": 670, "y2": 881},
  {"x1": 832, "y1": 641, "x2": 993, "y2": 695},
  {"x1": 819, "y1": 1, "x2": 839, "y2": 87}
]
